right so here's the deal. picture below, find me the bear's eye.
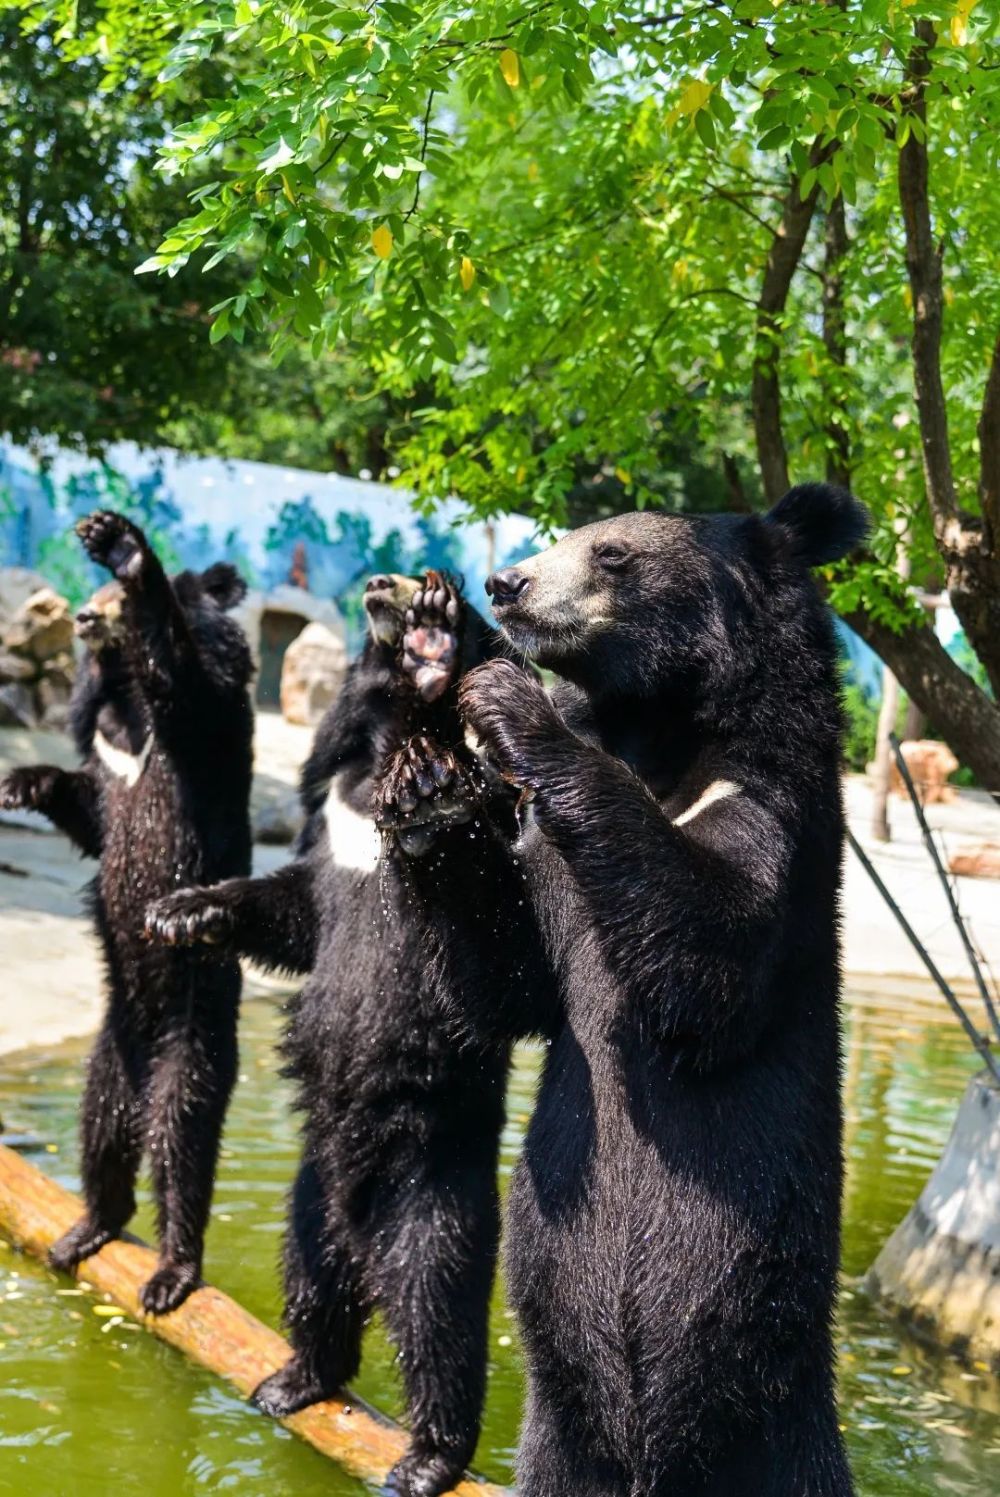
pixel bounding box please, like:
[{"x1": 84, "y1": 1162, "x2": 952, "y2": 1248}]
[{"x1": 593, "y1": 543, "x2": 631, "y2": 572}]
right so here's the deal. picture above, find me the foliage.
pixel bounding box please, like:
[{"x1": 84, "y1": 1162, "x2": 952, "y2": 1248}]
[
  {"x1": 14, "y1": 0, "x2": 1000, "y2": 786},
  {"x1": 22, "y1": 4, "x2": 998, "y2": 561},
  {"x1": 840, "y1": 676, "x2": 880, "y2": 776}
]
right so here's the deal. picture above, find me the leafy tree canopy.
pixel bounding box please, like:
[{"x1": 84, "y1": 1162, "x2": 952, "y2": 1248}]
[{"x1": 15, "y1": 0, "x2": 1000, "y2": 788}]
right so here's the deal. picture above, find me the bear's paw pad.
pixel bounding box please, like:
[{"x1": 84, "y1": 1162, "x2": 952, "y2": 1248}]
[{"x1": 76, "y1": 511, "x2": 145, "y2": 580}]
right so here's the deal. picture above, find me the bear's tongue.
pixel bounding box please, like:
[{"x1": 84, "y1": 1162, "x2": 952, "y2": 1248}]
[{"x1": 404, "y1": 625, "x2": 456, "y2": 701}]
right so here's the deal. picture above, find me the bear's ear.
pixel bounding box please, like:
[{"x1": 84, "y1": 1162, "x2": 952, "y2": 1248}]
[
  {"x1": 200, "y1": 562, "x2": 247, "y2": 611},
  {"x1": 765, "y1": 482, "x2": 869, "y2": 567}
]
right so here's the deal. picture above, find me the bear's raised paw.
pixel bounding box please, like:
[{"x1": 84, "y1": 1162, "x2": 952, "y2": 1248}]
[
  {"x1": 76, "y1": 510, "x2": 147, "y2": 581},
  {"x1": 402, "y1": 570, "x2": 461, "y2": 702}
]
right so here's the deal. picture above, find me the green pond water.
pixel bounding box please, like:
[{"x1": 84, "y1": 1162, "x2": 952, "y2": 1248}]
[{"x1": 1, "y1": 980, "x2": 999, "y2": 1495}]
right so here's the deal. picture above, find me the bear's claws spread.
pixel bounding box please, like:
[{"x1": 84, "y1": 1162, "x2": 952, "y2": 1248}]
[
  {"x1": 402, "y1": 570, "x2": 461, "y2": 703},
  {"x1": 76, "y1": 510, "x2": 146, "y2": 582},
  {"x1": 144, "y1": 891, "x2": 228, "y2": 947},
  {"x1": 375, "y1": 735, "x2": 479, "y2": 857},
  {"x1": 0, "y1": 768, "x2": 43, "y2": 812}
]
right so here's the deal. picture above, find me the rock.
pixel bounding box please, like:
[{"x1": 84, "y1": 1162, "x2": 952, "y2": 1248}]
[
  {"x1": 948, "y1": 843, "x2": 1000, "y2": 880},
  {"x1": 865, "y1": 1073, "x2": 1000, "y2": 1372},
  {"x1": 0, "y1": 682, "x2": 37, "y2": 728},
  {"x1": 0, "y1": 650, "x2": 37, "y2": 683},
  {"x1": 232, "y1": 586, "x2": 346, "y2": 684},
  {"x1": 890, "y1": 738, "x2": 959, "y2": 805},
  {"x1": 0, "y1": 568, "x2": 50, "y2": 628},
  {"x1": 3, "y1": 588, "x2": 74, "y2": 664},
  {"x1": 279, "y1": 621, "x2": 347, "y2": 727},
  {"x1": 36, "y1": 673, "x2": 73, "y2": 729},
  {"x1": 253, "y1": 793, "x2": 306, "y2": 847}
]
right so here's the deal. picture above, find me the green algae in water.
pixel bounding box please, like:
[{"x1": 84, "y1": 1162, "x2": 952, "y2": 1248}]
[{"x1": 1, "y1": 984, "x2": 999, "y2": 1495}]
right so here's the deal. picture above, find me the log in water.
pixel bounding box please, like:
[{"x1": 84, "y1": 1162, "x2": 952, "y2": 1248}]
[{"x1": 0, "y1": 1142, "x2": 507, "y2": 1495}]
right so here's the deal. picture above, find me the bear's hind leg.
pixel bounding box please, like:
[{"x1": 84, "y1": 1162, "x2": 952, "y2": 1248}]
[
  {"x1": 50, "y1": 1024, "x2": 143, "y2": 1273},
  {"x1": 252, "y1": 1156, "x2": 369, "y2": 1417},
  {"x1": 141, "y1": 990, "x2": 238, "y2": 1315},
  {"x1": 378, "y1": 1169, "x2": 499, "y2": 1497},
  {"x1": 517, "y1": 1382, "x2": 628, "y2": 1497}
]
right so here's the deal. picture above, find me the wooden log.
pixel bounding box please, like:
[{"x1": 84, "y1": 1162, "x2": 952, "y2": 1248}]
[{"x1": 0, "y1": 1143, "x2": 508, "y2": 1494}]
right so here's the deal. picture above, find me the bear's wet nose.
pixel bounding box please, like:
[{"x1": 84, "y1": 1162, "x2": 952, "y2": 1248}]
[
  {"x1": 365, "y1": 574, "x2": 393, "y2": 594},
  {"x1": 486, "y1": 568, "x2": 530, "y2": 605}
]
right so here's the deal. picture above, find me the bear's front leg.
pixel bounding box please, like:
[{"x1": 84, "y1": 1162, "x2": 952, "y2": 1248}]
[
  {"x1": 0, "y1": 765, "x2": 102, "y2": 858},
  {"x1": 375, "y1": 734, "x2": 482, "y2": 858},
  {"x1": 401, "y1": 570, "x2": 462, "y2": 702},
  {"x1": 459, "y1": 658, "x2": 574, "y2": 798},
  {"x1": 76, "y1": 509, "x2": 149, "y2": 582}
]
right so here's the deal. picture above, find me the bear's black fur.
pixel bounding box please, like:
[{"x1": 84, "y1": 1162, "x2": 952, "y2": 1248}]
[
  {"x1": 458, "y1": 484, "x2": 867, "y2": 1497},
  {"x1": 0, "y1": 511, "x2": 253, "y2": 1314},
  {"x1": 146, "y1": 571, "x2": 537, "y2": 1497}
]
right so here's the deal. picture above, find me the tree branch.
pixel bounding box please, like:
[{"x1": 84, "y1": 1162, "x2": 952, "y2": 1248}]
[{"x1": 842, "y1": 604, "x2": 1000, "y2": 801}]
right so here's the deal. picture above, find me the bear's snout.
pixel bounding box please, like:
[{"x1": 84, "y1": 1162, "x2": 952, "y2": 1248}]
[{"x1": 485, "y1": 568, "x2": 531, "y2": 606}]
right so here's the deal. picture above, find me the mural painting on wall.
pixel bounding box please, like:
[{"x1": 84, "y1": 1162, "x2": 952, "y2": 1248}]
[{"x1": 0, "y1": 441, "x2": 539, "y2": 657}]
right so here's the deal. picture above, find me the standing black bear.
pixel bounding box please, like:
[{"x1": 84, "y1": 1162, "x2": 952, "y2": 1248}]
[
  {"x1": 0, "y1": 512, "x2": 253, "y2": 1314},
  {"x1": 146, "y1": 570, "x2": 535, "y2": 1497},
  {"x1": 459, "y1": 484, "x2": 866, "y2": 1497}
]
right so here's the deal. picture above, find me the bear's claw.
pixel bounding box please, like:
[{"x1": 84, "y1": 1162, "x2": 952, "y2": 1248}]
[
  {"x1": 139, "y1": 1261, "x2": 199, "y2": 1316},
  {"x1": 0, "y1": 768, "x2": 43, "y2": 812},
  {"x1": 76, "y1": 510, "x2": 147, "y2": 581},
  {"x1": 144, "y1": 892, "x2": 228, "y2": 947},
  {"x1": 375, "y1": 735, "x2": 480, "y2": 857},
  {"x1": 251, "y1": 1358, "x2": 332, "y2": 1418},
  {"x1": 402, "y1": 570, "x2": 461, "y2": 702},
  {"x1": 385, "y1": 1446, "x2": 469, "y2": 1497},
  {"x1": 49, "y1": 1217, "x2": 117, "y2": 1273}
]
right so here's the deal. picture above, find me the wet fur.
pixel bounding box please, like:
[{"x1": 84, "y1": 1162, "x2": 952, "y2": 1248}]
[
  {"x1": 1, "y1": 514, "x2": 253, "y2": 1314},
  {"x1": 145, "y1": 585, "x2": 536, "y2": 1495},
  {"x1": 460, "y1": 485, "x2": 866, "y2": 1496}
]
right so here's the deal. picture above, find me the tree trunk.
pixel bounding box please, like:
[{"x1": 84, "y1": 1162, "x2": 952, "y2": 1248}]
[
  {"x1": 752, "y1": 141, "x2": 835, "y2": 503},
  {"x1": 870, "y1": 664, "x2": 899, "y2": 842},
  {"x1": 904, "y1": 697, "x2": 927, "y2": 741},
  {"x1": 822, "y1": 196, "x2": 851, "y2": 490},
  {"x1": 843, "y1": 606, "x2": 1000, "y2": 798},
  {"x1": 898, "y1": 20, "x2": 1000, "y2": 698}
]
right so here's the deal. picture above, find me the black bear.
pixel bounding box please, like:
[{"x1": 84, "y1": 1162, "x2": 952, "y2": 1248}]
[
  {"x1": 459, "y1": 484, "x2": 866, "y2": 1497},
  {"x1": 146, "y1": 570, "x2": 535, "y2": 1496},
  {"x1": 0, "y1": 511, "x2": 253, "y2": 1314}
]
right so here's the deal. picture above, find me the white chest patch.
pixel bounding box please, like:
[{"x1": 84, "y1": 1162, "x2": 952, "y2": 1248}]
[
  {"x1": 672, "y1": 778, "x2": 742, "y2": 828},
  {"x1": 323, "y1": 779, "x2": 382, "y2": 873},
  {"x1": 94, "y1": 729, "x2": 152, "y2": 788}
]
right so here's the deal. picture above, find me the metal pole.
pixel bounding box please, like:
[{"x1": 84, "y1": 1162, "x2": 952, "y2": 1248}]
[
  {"x1": 846, "y1": 829, "x2": 1000, "y2": 1086},
  {"x1": 889, "y1": 732, "x2": 1000, "y2": 1042}
]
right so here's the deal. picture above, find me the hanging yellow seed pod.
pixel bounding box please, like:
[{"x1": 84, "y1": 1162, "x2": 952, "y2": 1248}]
[{"x1": 460, "y1": 256, "x2": 476, "y2": 291}]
